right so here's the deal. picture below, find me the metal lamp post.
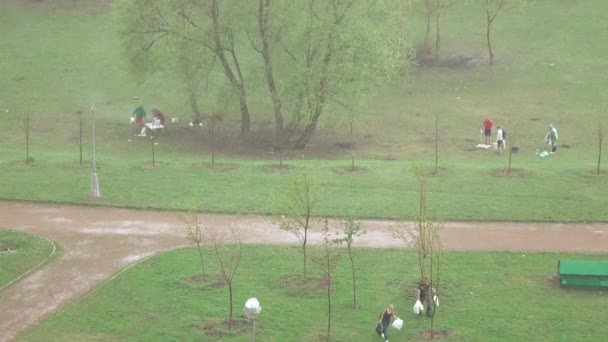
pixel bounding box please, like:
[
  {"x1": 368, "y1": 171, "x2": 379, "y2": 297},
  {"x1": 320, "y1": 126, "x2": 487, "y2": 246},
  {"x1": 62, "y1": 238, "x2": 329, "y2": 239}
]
[
  {"x1": 243, "y1": 297, "x2": 261, "y2": 342},
  {"x1": 90, "y1": 106, "x2": 100, "y2": 198}
]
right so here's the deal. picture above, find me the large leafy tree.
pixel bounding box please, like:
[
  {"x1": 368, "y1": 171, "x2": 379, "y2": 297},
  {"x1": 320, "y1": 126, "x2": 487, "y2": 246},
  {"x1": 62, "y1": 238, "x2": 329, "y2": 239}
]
[
  {"x1": 257, "y1": 0, "x2": 413, "y2": 149},
  {"x1": 116, "y1": 0, "x2": 252, "y2": 135}
]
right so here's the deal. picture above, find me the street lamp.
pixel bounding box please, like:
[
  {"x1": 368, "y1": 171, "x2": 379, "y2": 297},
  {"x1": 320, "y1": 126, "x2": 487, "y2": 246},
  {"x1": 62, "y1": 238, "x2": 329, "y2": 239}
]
[
  {"x1": 243, "y1": 297, "x2": 261, "y2": 342},
  {"x1": 90, "y1": 106, "x2": 100, "y2": 198}
]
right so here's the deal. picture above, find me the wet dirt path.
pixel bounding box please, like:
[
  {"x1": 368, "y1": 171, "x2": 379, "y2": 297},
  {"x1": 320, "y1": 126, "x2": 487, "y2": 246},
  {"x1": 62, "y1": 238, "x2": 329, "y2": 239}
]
[{"x1": 1, "y1": 201, "x2": 607, "y2": 341}]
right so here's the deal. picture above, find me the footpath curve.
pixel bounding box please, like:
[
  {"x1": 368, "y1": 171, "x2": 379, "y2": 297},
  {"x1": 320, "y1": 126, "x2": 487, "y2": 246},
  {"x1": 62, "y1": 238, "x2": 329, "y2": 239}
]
[{"x1": 1, "y1": 201, "x2": 607, "y2": 341}]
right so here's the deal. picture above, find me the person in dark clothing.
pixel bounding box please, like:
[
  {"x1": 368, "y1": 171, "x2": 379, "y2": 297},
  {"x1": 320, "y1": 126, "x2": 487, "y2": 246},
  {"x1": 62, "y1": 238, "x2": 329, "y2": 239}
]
[
  {"x1": 417, "y1": 277, "x2": 436, "y2": 317},
  {"x1": 377, "y1": 304, "x2": 400, "y2": 342}
]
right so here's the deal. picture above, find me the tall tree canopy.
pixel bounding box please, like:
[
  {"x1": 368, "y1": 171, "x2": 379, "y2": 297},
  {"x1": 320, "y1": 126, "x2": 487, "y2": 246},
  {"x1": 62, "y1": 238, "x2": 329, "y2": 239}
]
[{"x1": 116, "y1": 0, "x2": 413, "y2": 148}]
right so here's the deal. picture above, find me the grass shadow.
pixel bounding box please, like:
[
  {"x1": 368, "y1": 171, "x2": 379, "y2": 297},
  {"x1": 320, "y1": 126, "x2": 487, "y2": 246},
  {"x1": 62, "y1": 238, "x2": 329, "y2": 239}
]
[
  {"x1": 196, "y1": 318, "x2": 253, "y2": 338},
  {"x1": 273, "y1": 274, "x2": 327, "y2": 297},
  {"x1": 180, "y1": 273, "x2": 227, "y2": 289},
  {"x1": 417, "y1": 329, "x2": 453, "y2": 340},
  {"x1": 331, "y1": 166, "x2": 368, "y2": 174},
  {"x1": 490, "y1": 168, "x2": 535, "y2": 177},
  {"x1": 260, "y1": 164, "x2": 296, "y2": 173},
  {"x1": 581, "y1": 170, "x2": 608, "y2": 178},
  {"x1": 200, "y1": 162, "x2": 240, "y2": 172}
]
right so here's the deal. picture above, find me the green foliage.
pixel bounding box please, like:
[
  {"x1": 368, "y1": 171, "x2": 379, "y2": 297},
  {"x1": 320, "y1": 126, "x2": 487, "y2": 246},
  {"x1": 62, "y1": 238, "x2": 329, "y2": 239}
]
[
  {"x1": 1, "y1": 0, "x2": 607, "y2": 222},
  {"x1": 17, "y1": 246, "x2": 608, "y2": 341},
  {"x1": 279, "y1": 166, "x2": 318, "y2": 275}
]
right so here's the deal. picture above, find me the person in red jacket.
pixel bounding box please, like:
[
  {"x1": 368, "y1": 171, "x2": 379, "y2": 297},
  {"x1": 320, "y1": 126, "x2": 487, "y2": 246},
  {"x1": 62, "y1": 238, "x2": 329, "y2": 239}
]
[{"x1": 482, "y1": 117, "x2": 493, "y2": 145}]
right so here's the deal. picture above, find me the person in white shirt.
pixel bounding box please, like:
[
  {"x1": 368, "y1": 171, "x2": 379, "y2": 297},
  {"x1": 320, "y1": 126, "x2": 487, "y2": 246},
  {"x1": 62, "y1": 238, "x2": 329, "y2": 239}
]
[{"x1": 496, "y1": 126, "x2": 505, "y2": 154}]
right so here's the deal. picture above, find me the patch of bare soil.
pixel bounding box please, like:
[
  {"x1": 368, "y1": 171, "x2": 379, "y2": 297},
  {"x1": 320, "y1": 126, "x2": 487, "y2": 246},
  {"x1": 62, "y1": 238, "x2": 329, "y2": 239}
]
[
  {"x1": 181, "y1": 273, "x2": 227, "y2": 288},
  {"x1": 490, "y1": 168, "x2": 535, "y2": 177},
  {"x1": 200, "y1": 162, "x2": 240, "y2": 172},
  {"x1": 275, "y1": 274, "x2": 328, "y2": 296},
  {"x1": 331, "y1": 166, "x2": 368, "y2": 174},
  {"x1": 418, "y1": 329, "x2": 452, "y2": 340},
  {"x1": 260, "y1": 164, "x2": 296, "y2": 173},
  {"x1": 197, "y1": 318, "x2": 253, "y2": 338},
  {"x1": 418, "y1": 50, "x2": 487, "y2": 69}
]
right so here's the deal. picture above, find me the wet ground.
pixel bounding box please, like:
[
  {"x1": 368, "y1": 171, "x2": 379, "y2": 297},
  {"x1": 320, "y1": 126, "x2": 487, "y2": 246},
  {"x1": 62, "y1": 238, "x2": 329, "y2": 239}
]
[{"x1": 1, "y1": 201, "x2": 607, "y2": 341}]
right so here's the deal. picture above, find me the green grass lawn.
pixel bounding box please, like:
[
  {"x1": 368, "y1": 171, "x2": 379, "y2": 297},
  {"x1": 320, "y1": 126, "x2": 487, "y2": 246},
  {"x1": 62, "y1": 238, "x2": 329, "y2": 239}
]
[
  {"x1": 0, "y1": 0, "x2": 606, "y2": 222},
  {"x1": 0, "y1": 229, "x2": 57, "y2": 290},
  {"x1": 18, "y1": 245, "x2": 608, "y2": 341}
]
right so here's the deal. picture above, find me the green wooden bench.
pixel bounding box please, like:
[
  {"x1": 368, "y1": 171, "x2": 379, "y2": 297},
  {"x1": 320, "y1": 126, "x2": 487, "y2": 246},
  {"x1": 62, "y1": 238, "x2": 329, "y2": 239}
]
[{"x1": 558, "y1": 260, "x2": 608, "y2": 288}]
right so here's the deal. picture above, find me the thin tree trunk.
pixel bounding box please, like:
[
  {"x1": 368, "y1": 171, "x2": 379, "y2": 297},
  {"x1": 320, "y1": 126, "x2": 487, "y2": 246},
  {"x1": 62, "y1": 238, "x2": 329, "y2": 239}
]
[
  {"x1": 228, "y1": 282, "x2": 233, "y2": 327},
  {"x1": 350, "y1": 117, "x2": 355, "y2": 171},
  {"x1": 486, "y1": 21, "x2": 493, "y2": 65},
  {"x1": 210, "y1": 0, "x2": 250, "y2": 136},
  {"x1": 259, "y1": 0, "x2": 285, "y2": 150},
  {"x1": 424, "y1": 2, "x2": 432, "y2": 52},
  {"x1": 349, "y1": 245, "x2": 357, "y2": 308},
  {"x1": 196, "y1": 241, "x2": 205, "y2": 275},
  {"x1": 150, "y1": 138, "x2": 156, "y2": 167},
  {"x1": 598, "y1": 122, "x2": 603, "y2": 175},
  {"x1": 24, "y1": 109, "x2": 30, "y2": 164},
  {"x1": 326, "y1": 257, "x2": 331, "y2": 342},
  {"x1": 189, "y1": 91, "x2": 201, "y2": 124},
  {"x1": 435, "y1": 7, "x2": 441, "y2": 58},
  {"x1": 79, "y1": 116, "x2": 83, "y2": 165},
  {"x1": 434, "y1": 114, "x2": 438, "y2": 173}
]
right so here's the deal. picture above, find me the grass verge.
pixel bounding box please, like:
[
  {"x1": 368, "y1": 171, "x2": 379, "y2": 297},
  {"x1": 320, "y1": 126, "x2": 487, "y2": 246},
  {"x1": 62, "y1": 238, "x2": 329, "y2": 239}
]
[
  {"x1": 18, "y1": 245, "x2": 608, "y2": 341},
  {"x1": 0, "y1": 229, "x2": 58, "y2": 290}
]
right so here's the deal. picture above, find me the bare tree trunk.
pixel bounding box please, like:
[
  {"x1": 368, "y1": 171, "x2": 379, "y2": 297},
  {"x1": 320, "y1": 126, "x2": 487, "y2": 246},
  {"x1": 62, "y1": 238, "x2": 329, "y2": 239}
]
[
  {"x1": 24, "y1": 108, "x2": 30, "y2": 164},
  {"x1": 350, "y1": 116, "x2": 355, "y2": 171},
  {"x1": 79, "y1": 114, "x2": 83, "y2": 165},
  {"x1": 486, "y1": 19, "x2": 494, "y2": 65},
  {"x1": 598, "y1": 122, "x2": 604, "y2": 175},
  {"x1": 228, "y1": 282, "x2": 233, "y2": 327},
  {"x1": 424, "y1": 0, "x2": 432, "y2": 52},
  {"x1": 435, "y1": 5, "x2": 441, "y2": 59},
  {"x1": 434, "y1": 114, "x2": 438, "y2": 173},
  {"x1": 326, "y1": 252, "x2": 332, "y2": 342},
  {"x1": 150, "y1": 137, "x2": 156, "y2": 167},
  {"x1": 484, "y1": 0, "x2": 505, "y2": 66},
  {"x1": 259, "y1": 0, "x2": 285, "y2": 150},
  {"x1": 294, "y1": 29, "x2": 335, "y2": 149},
  {"x1": 189, "y1": 91, "x2": 201, "y2": 124},
  {"x1": 210, "y1": 0, "x2": 250, "y2": 136},
  {"x1": 508, "y1": 125, "x2": 518, "y2": 175},
  {"x1": 348, "y1": 245, "x2": 357, "y2": 308}
]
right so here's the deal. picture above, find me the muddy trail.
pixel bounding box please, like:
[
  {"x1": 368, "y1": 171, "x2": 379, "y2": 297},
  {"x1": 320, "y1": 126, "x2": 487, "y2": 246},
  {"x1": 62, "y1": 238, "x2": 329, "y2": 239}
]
[{"x1": 1, "y1": 201, "x2": 607, "y2": 341}]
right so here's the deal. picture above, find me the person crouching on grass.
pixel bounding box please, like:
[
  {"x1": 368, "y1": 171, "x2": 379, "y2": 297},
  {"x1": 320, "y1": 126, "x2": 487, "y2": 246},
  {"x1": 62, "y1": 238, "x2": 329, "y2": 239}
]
[{"x1": 377, "y1": 304, "x2": 400, "y2": 342}]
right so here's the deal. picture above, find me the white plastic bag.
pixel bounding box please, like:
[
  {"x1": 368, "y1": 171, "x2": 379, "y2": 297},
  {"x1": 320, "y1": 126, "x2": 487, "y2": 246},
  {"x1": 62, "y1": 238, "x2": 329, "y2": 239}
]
[
  {"x1": 434, "y1": 295, "x2": 440, "y2": 307},
  {"x1": 392, "y1": 318, "x2": 403, "y2": 330},
  {"x1": 413, "y1": 300, "x2": 424, "y2": 315}
]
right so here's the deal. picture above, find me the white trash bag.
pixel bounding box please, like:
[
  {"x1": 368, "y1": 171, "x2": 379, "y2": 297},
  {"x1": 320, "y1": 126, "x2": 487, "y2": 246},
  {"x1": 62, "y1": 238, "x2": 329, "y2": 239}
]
[
  {"x1": 392, "y1": 318, "x2": 403, "y2": 331},
  {"x1": 413, "y1": 300, "x2": 424, "y2": 315},
  {"x1": 434, "y1": 295, "x2": 440, "y2": 307}
]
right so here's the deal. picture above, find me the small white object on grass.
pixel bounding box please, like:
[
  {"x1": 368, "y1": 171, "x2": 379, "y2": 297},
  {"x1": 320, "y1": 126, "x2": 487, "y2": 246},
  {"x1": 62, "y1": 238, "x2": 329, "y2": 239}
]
[
  {"x1": 413, "y1": 300, "x2": 424, "y2": 315},
  {"x1": 392, "y1": 318, "x2": 403, "y2": 330}
]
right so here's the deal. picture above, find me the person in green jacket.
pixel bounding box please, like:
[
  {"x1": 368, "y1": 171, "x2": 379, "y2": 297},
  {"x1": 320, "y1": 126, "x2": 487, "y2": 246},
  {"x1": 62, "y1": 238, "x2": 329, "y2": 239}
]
[
  {"x1": 545, "y1": 124, "x2": 558, "y2": 153},
  {"x1": 132, "y1": 105, "x2": 146, "y2": 125}
]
